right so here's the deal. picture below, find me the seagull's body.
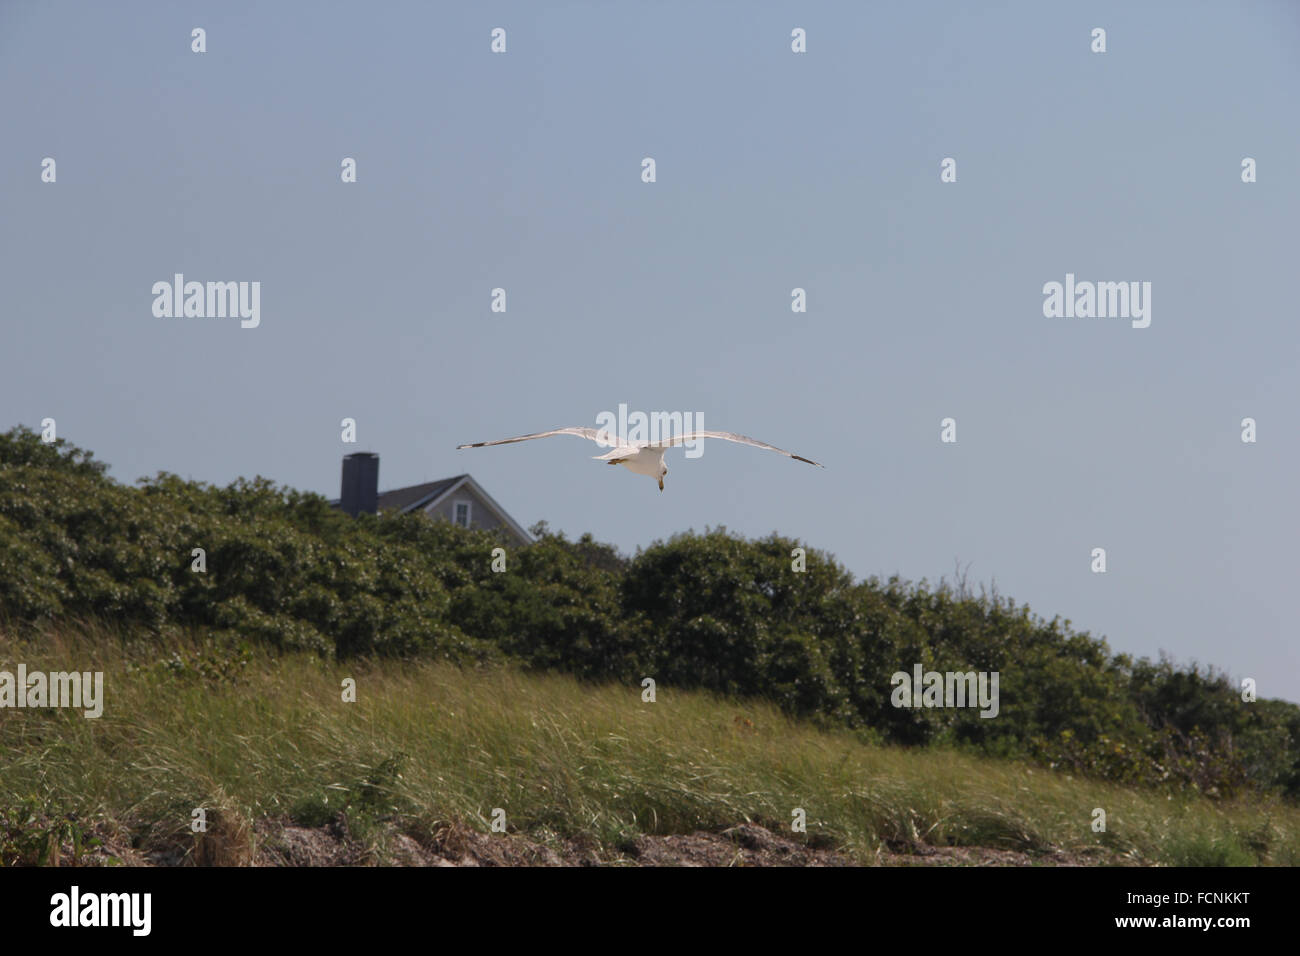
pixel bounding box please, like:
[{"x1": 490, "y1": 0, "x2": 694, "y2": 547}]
[{"x1": 457, "y1": 426, "x2": 822, "y2": 491}]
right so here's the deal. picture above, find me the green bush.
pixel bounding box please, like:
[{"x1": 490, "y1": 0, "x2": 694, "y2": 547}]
[{"x1": 1, "y1": 424, "x2": 1297, "y2": 802}]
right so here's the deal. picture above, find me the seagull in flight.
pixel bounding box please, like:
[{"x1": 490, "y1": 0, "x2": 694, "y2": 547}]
[{"x1": 457, "y1": 427, "x2": 823, "y2": 491}]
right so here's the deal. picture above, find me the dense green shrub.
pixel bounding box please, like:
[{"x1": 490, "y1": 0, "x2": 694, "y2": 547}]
[{"x1": 1, "y1": 425, "x2": 1296, "y2": 801}]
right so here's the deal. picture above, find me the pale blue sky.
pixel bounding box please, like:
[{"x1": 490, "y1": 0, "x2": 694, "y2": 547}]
[{"x1": 2, "y1": 2, "x2": 1296, "y2": 700}]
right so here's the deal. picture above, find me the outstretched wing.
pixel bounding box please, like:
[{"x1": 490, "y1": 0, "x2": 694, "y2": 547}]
[
  {"x1": 646, "y1": 430, "x2": 823, "y2": 468},
  {"x1": 457, "y1": 426, "x2": 618, "y2": 449}
]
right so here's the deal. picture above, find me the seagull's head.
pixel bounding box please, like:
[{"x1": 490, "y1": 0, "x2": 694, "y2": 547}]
[{"x1": 658, "y1": 465, "x2": 667, "y2": 492}]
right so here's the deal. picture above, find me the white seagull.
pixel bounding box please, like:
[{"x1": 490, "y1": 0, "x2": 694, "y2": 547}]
[{"x1": 457, "y1": 426, "x2": 823, "y2": 491}]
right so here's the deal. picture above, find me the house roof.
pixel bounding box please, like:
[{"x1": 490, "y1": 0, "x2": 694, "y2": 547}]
[
  {"x1": 372, "y1": 474, "x2": 533, "y2": 545},
  {"x1": 329, "y1": 471, "x2": 533, "y2": 545},
  {"x1": 375, "y1": 475, "x2": 465, "y2": 514}
]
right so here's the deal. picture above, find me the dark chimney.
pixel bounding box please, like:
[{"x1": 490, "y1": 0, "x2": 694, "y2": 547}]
[{"x1": 340, "y1": 452, "x2": 379, "y2": 516}]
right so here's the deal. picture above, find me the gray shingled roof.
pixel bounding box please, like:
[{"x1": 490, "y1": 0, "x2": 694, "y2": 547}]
[{"x1": 375, "y1": 474, "x2": 468, "y2": 514}]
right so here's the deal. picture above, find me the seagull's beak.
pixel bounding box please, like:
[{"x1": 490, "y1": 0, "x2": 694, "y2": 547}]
[{"x1": 658, "y1": 477, "x2": 664, "y2": 492}]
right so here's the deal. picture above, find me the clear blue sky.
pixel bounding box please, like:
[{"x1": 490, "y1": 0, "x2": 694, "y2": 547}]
[{"x1": 2, "y1": 1, "x2": 1296, "y2": 701}]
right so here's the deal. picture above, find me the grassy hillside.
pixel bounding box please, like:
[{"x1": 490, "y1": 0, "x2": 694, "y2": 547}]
[
  {"x1": 2, "y1": 425, "x2": 1298, "y2": 804},
  {"x1": 2, "y1": 626, "x2": 1296, "y2": 866}
]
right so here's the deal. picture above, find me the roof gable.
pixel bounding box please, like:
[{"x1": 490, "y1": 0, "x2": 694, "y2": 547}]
[{"x1": 416, "y1": 475, "x2": 533, "y2": 545}]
